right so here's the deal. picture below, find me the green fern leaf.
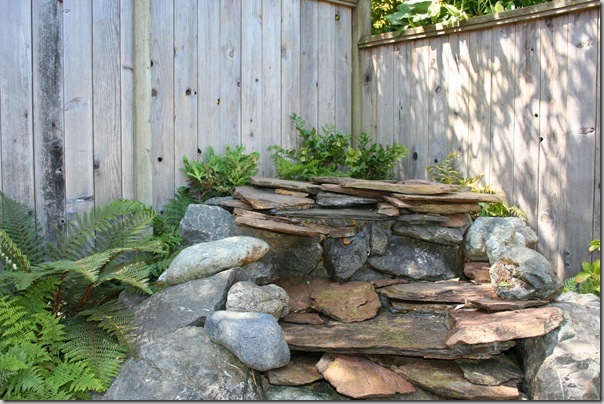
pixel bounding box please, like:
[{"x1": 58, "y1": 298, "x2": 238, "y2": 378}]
[
  {"x1": 78, "y1": 299, "x2": 138, "y2": 354},
  {"x1": 0, "y1": 192, "x2": 46, "y2": 265},
  {"x1": 0, "y1": 230, "x2": 31, "y2": 273}
]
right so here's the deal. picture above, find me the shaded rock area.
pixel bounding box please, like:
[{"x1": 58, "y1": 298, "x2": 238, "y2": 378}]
[{"x1": 100, "y1": 177, "x2": 599, "y2": 401}]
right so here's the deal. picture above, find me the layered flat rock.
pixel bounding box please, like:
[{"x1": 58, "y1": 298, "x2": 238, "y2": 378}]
[
  {"x1": 282, "y1": 312, "x2": 326, "y2": 325},
  {"x1": 395, "y1": 212, "x2": 449, "y2": 224},
  {"x1": 233, "y1": 186, "x2": 315, "y2": 210},
  {"x1": 378, "y1": 281, "x2": 498, "y2": 303},
  {"x1": 234, "y1": 210, "x2": 320, "y2": 237},
  {"x1": 407, "y1": 203, "x2": 481, "y2": 214},
  {"x1": 249, "y1": 176, "x2": 322, "y2": 194},
  {"x1": 456, "y1": 354, "x2": 524, "y2": 386},
  {"x1": 469, "y1": 297, "x2": 549, "y2": 312},
  {"x1": 370, "y1": 356, "x2": 520, "y2": 400},
  {"x1": 273, "y1": 276, "x2": 333, "y2": 313},
  {"x1": 377, "y1": 202, "x2": 399, "y2": 217},
  {"x1": 265, "y1": 354, "x2": 324, "y2": 386},
  {"x1": 341, "y1": 180, "x2": 464, "y2": 195},
  {"x1": 309, "y1": 281, "x2": 381, "y2": 322},
  {"x1": 319, "y1": 183, "x2": 386, "y2": 199},
  {"x1": 463, "y1": 261, "x2": 491, "y2": 283},
  {"x1": 445, "y1": 306, "x2": 564, "y2": 346},
  {"x1": 280, "y1": 311, "x2": 515, "y2": 358},
  {"x1": 315, "y1": 191, "x2": 381, "y2": 207},
  {"x1": 316, "y1": 354, "x2": 416, "y2": 399},
  {"x1": 274, "y1": 208, "x2": 390, "y2": 221},
  {"x1": 392, "y1": 191, "x2": 505, "y2": 204}
]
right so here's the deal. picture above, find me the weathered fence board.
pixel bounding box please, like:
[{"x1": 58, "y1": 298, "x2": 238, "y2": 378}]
[{"x1": 359, "y1": 0, "x2": 600, "y2": 278}]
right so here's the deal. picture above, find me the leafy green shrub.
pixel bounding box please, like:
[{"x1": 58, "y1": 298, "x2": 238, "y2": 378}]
[
  {"x1": 563, "y1": 239, "x2": 600, "y2": 296},
  {"x1": 181, "y1": 145, "x2": 259, "y2": 202},
  {"x1": 383, "y1": 0, "x2": 552, "y2": 33},
  {"x1": 426, "y1": 151, "x2": 526, "y2": 220},
  {"x1": 0, "y1": 194, "x2": 170, "y2": 399},
  {"x1": 269, "y1": 113, "x2": 408, "y2": 181}
]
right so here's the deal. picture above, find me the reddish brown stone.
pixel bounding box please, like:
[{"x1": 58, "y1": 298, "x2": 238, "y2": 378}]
[
  {"x1": 309, "y1": 281, "x2": 382, "y2": 322},
  {"x1": 463, "y1": 261, "x2": 491, "y2": 283},
  {"x1": 272, "y1": 276, "x2": 333, "y2": 313},
  {"x1": 281, "y1": 312, "x2": 326, "y2": 325},
  {"x1": 317, "y1": 354, "x2": 416, "y2": 399},
  {"x1": 265, "y1": 354, "x2": 324, "y2": 386}
]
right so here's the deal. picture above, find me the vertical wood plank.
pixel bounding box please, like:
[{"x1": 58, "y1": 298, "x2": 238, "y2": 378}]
[
  {"x1": 261, "y1": 0, "x2": 281, "y2": 177},
  {"x1": 375, "y1": 44, "x2": 393, "y2": 150},
  {"x1": 281, "y1": 0, "x2": 301, "y2": 153},
  {"x1": 427, "y1": 35, "x2": 448, "y2": 169},
  {"x1": 64, "y1": 0, "x2": 94, "y2": 220},
  {"x1": 445, "y1": 33, "x2": 470, "y2": 176},
  {"x1": 219, "y1": 0, "x2": 242, "y2": 152},
  {"x1": 93, "y1": 0, "x2": 123, "y2": 207},
  {"x1": 392, "y1": 42, "x2": 411, "y2": 179},
  {"x1": 197, "y1": 0, "x2": 221, "y2": 156},
  {"x1": 241, "y1": 0, "x2": 263, "y2": 163},
  {"x1": 351, "y1": 0, "x2": 372, "y2": 139},
  {"x1": 300, "y1": 0, "x2": 319, "y2": 128},
  {"x1": 407, "y1": 39, "x2": 430, "y2": 180},
  {"x1": 174, "y1": 0, "x2": 198, "y2": 190},
  {"x1": 151, "y1": 0, "x2": 174, "y2": 210},
  {"x1": 466, "y1": 28, "x2": 493, "y2": 186},
  {"x1": 592, "y1": 10, "x2": 600, "y2": 254},
  {"x1": 560, "y1": 10, "x2": 599, "y2": 279},
  {"x1": 360, "y1": 51, "x2": 377, "y2": 141},
  {"x1": 334, "y1": 5, "x2": 352, "y2": 134},
  {"x1": 512, "y1": 21, "x2": 541, "y2": 228},
  {"x1": 317, "y1": 1, "x2": 336, "y2": 127},
  {"x1": 0, "y1": 1, "x2": 35, "y2": 208},
  {"x1": 537, "y1": 15, "x2": 569, "y2": 276},
  {"x1": 489, "y1": 24, "x2": 516, "y2": 198},
  {"x1": 121, "y1": 0, "x2": 136, "y2": 201},
  {"x1": 33, "y1": 0, "x2": 66, "y2": 239}
]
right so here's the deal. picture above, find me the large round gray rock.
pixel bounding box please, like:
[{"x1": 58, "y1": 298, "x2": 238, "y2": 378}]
[
  {"x1": 516, "y1": 292, "x2": 600, "y2": 400},
  {"x1": 226, "y1": 281, "x2": 290, "y2": 319},
  {"x1": 464, "y1": 217, "x2": 526, "y2": 264},
  {"x1": 179, "y1": 204, "x2": 237, "y2": 245},
  {"x1": 489, "y1": 247, "x2": 563, "y2": 300},
  {"x1": 205, "y1": 310, "x2": 290, "y2": 371},
  {"x1": 158, "y1": 236, "x2": 270, "y2": 285},
  {"x1": 100, "y1": 326, "x2": 264, "y2": 400}
]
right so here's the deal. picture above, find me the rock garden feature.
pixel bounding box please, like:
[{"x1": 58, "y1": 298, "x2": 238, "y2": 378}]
[{"x1": 100, "y1": 177, "x2": 600, "y2": 401}]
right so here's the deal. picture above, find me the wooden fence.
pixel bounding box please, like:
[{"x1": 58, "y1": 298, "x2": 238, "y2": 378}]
[
  {"x1": 0, "y1": 0, "x2": 599, "y2": 279},
  {"x1": 358, "y1": 0, "x2": 600, "y2": 279}
]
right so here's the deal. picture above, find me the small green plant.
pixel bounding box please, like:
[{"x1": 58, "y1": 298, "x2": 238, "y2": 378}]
[
  {"x1": 269, "y1": 113, "x2": 408, "y2": 181},
  {"x1": 181, "y1": 145, "x2": 259, "y2": 202},
  {"x1": 563, "y1": 239, "x2": 600, "y2": 296},
  {"x1": 426, "y1": 151, "x2": 526, "y2": 220}
]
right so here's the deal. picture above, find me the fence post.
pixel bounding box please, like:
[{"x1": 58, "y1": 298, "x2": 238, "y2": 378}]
[
  {"x1": 133, "y1": 0, "x2": 153, "y2": 206},
  {"x1": 351, "y1": 0, "x2": 372, "y2": 139}
]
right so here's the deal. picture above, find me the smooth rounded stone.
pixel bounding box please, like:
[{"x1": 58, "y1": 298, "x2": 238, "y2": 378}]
[
  {"x1": 204, "y1": 310, "x2": 290, "y2": 371},
  {"x1": 265, "y1": 386, "x2": 333, "y2": 400},
  {"x1": 179, "y1": 204, "x2": 237, "y2": 245},
  {"x1": 367, "y1": 235, "x2": 461, "y2": 281},
  {"x1": 392, "y1": 221, "x2": 466, "y2": 246},
  {"x1": 323, "y1": 230, "x2": 370, "y2": 281},
  {"x1": 516, "y1": 292, "x2": 600, "y2": 400},
  {"x1": 100, "y1": 327, "x2": 263, "y2": 400},
  {"x1": 226, "y1": 281, "x2": 289, "y2": 319},
  {"x1": 238, "y1": 227, "x2": 323, "y2": 277},
  {"x1": 489, "y1": 247, "x2": 563, "y2": 300},
  {"x1": 464, "y1": 217, "x2": 528, "y2": 264},
  {"x1": 158, "y1": 236, "x2": 270, "y2": 285}
]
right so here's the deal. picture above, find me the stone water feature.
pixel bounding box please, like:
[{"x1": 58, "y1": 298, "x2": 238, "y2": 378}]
[{"x1": 99, "y1": 177, "x2": 600, "y2": 401}]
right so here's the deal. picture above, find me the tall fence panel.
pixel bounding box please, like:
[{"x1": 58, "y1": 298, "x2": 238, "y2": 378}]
[
  {"x1": 0, "y1": 0, "x2": 357, "y2": 234},
  {"x1": 358, "y1": 0, "x2": 600, "y2": 279}
]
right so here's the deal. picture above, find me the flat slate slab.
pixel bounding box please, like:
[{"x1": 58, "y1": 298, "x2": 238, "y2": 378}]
[
  {"x1": 468, "y1": 297, "x2": 550, "y2": 312},
  {"x1": 233, "y1": 186, "x2": 315, "y2": 210},
  {"x1": 249, "y1": 176, "x2": 322, "y2": 194},
  {"x1": 445, "y1": 306, "x2": 564, "y2": 346},
  {"x1": 392, "y1": 191, "x2": 505, "y2": 204},
  {"x1": 274, "y1": 208, "x2": 391, "y2": 221},
  {"x1": 378, "y1": 281, "x2": 498, "y2": 303},
  {"x1": 407, "y1": 203, "x2": 481, "y2": 214},
  {"x1": 319, "y1": 183, "x2": 387, "y2": 199},
  {"x1": 280, "y1": 311, "x2": 515, "y2": 359},
  {"x1": 341, "y1": 180, "x2": 465, "y2": 195}
]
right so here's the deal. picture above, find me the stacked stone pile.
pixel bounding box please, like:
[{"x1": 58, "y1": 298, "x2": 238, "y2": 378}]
[{"x1": 99, "y1": 177, "x2": 600, "y2": 401}]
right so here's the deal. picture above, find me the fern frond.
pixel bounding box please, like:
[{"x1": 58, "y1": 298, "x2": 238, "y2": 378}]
[
  {"x1": 46, "y1": 360, "x2": 104, "y2": 396},
  {"x1": 78, "y1": 299, "x2": 138, "y2": 354},
  {"x1": 0, "y1": 230, "x2": 31, "y2": 273},
  {"x1": 96, "y1": 261, "x2": 153, "y2": 295},
  {"x1": 49, "y1": 199, "x2": 156, "y2": 261},
  {"x1": 0, "y1": 192, "x2": 46, "y2": 265},
  {"x1": 62, "y1": 320, "x2": 128, "y2": 389}
]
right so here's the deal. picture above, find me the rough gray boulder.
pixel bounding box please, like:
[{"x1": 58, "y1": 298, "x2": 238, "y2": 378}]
[
  {"x1": 179, "y1": 204, "x2": 237, "y2": 245},
  {"x1": 489, "y1": 247, "x2": 563, "y2": 300},
  {"x1": 100, "y1": 326, "x2": 264, "y2": 400},
  {"x1": 464, "y1": 217, "x2": 526, "y2": 264},
  {"x1": 516, "y1": 292, "x2": 600, "y2": 400},
  {"x1": 226, "y1": 281, "x2": 290, "y2": 319},
  {"x1": 392, "y1": 221, "x2": 467, "y2": 246},
  {"x1": 367, "y1": 235, "x2": 461, "y2": 281},
  {"x1": 323, "y1": 230, "x2": 370, "y2": 281},
  {"x1": 205, "y1": 310, "x2": 291, "y2": 371},
  {"x1": 132, "y1": 270, "x2": 236, "y2": 347},
  {"x1": 265, "y1": 386, "x2": 334, "y2": 400},
  {"x1": 158, "y1": 236, "x2": 270, "y2": 285}
]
